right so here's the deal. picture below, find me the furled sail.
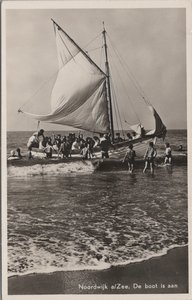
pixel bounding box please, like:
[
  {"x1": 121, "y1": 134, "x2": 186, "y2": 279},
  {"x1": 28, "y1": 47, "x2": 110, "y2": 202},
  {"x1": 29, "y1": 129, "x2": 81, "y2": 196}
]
[{"x1": 22, "y1": 22, "x2": 110, "y2": 133}]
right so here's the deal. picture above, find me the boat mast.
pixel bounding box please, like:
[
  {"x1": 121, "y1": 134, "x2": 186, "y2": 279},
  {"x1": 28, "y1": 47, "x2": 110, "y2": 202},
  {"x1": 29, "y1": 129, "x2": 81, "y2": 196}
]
[
  {"x1": 51, "y1": 19, "x2": 106, "y2": 77},
  {"x1": 102, "y1": 22, "x2": 114, "y2": 143}
]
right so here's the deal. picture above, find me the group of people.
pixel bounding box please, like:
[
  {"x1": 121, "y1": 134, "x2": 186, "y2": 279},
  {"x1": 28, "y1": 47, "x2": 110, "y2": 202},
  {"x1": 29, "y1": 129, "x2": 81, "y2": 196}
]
[
  {"x1": 9, "y1": 129, "x2": 173, "y2": 173},
  {"x1": 26, "y1": 129, "x2": 113, "y2": 160},
  {"x1": 114, "y1": 127, "x2": 146, "y2": 143},
  {"x1": 123, "y1": 142, "x2": 172, "y2": 174}
]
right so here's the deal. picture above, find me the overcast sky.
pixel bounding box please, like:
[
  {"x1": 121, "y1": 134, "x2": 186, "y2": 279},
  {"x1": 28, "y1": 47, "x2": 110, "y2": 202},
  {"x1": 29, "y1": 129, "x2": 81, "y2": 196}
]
[{"x1": 6, "y1": 7, "x2": 186, "y2": 131}]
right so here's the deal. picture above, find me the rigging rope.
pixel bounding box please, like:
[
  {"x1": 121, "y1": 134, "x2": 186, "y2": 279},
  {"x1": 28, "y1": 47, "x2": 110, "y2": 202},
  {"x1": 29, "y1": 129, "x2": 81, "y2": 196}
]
[
  {"x1": 58, "y1": 30, "x2": 76, "y2": 62},
  {"x1": 108, "y1": 49, "x2": 141, "y2": 124},
  {"x1": 108, "y1": 54, "x2": 127, "y2": 125},
  {"x1": 85, "y1": 46, "x2": 102, "y2": 53},
  {"x1": 82, "y1": 32, "x2": 102, "y2": 51},
  {"x1": 107, "y1": 33, "x2": 151, "y2": 106},
  {"x1": 18, "y1": 68, "x2": 59, "y2": 111},
  {"x1": 19, "y1": 31, "x2": 103, "y2": 113},
  {"x1": 110, "y1": 81, "x2": 120, "y2": 134},
  {"x1": 100, "y1": 32, "x2": 127, "y2": 136},
  {"x1": 88, "y1": 38, "x2": 107, "y2": 135},
  {"x1": 99, "y1": 45, "x2": 104, "y2": 68},
  {"x1": 108, "y1": 56, "x2": 126, "y2": 137},
  {"x1": 110, "y1": 78, "x2": 126, "y2": 139},
  {"x1": 37, "y1": 121, "x2": 40, "y2": 131}
]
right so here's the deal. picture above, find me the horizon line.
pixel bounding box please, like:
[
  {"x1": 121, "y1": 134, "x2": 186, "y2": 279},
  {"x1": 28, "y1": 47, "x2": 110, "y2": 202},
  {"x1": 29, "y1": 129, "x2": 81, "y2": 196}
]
[{"x1": 7, "y1": 128, "x2": 187, "y2": 132}]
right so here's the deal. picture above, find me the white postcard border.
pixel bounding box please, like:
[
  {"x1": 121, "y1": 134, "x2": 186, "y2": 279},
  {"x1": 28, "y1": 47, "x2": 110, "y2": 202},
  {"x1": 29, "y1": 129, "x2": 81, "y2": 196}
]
[{"x1": 1, "y1": 1, "x2": 192, "y2": 299}]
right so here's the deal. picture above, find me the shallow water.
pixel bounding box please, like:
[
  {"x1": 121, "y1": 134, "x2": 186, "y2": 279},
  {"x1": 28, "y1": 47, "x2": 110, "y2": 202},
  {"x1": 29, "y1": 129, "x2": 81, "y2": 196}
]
[
  {"x1": 8, "y1": 165, "x2": 188, "y2": 276},
  {"x1": 7, "y1": 130, "x2": 188, "y2": 276}
]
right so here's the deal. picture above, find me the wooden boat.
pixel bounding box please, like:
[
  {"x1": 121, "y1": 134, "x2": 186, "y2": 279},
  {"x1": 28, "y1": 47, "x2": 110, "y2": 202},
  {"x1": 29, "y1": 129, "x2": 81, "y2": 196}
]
[{"x1": 12, "y1": 19, "x2": 169, "y2": 169}]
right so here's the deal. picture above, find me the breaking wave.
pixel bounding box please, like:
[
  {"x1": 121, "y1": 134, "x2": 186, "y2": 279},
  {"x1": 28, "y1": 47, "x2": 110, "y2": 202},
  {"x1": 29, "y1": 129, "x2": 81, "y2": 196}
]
[{"x1": 8, "y1": 161, "x2": 95, "y2": 177}]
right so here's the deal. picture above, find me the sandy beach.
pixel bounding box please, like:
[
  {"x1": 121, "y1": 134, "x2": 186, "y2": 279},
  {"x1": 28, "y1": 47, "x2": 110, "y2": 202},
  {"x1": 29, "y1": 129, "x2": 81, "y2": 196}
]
[{"x1": 8, "y1": 245, "x2": 188, "y2": 295}]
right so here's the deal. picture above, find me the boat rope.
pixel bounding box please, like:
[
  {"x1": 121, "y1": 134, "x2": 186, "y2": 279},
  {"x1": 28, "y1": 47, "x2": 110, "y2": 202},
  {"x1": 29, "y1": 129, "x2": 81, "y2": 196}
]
[
  {"x1": 107, "y1": 33, "x2": 148, "y2": 103},
  {"x1": 19, "y1": 31, "x2": 104, "y2": 112},
  {"x1": 82, "y1": 32, "x2": 102, "y2": 51},
  {"x1": 19, "y1": 26, "x2": 104, "y2": 113},
  {"x1": 110, "y1": 78, "x2": 126, "y2": 139},
  {"x1": 110, "y1": 81, "x2": 120, "y2": 134},
  {"x1": 18, "y1": 68, "x2": 59, "y2": 111},
  {"x1": 58, "y1": 30, "x2": 76, "y2": 62},
  {"x1": 107, "y1": 33, "x2": 151, "y2": 106},
  {"x1": 37, "y1": 121, "x2": 40, "y2": 130},
  {"x1": 108, "y1": 58, "x2": 127, "y2": 125},
  {"x1": 108, "y1": 49, "x2": 141, "y2": 124},
  {"x1": 85, "y1": 46, "x2": 102, "y2": 53},
  {"x1": 124, "y1": 120, "x2": 134, "y2": 127},
  {"x1": 107, "y1": 52, "x2": 126, "y2": 138},
  {"x1": 99, "y1": 44, "x2": 104, "y2": 68}
]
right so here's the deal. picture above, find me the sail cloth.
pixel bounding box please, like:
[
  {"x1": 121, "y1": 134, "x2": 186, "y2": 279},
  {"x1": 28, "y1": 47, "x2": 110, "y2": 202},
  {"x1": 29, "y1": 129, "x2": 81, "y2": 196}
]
[
  {"x1": 130, "y1": 123, "x2": 143, "y2": 136},
  {"x1": 146, "y1": 105, "x2": 167, "y2": 138},
  {"x1": 22, "y1": 22, "x2": 110, "y2": 133},
  {"x1": 129, "y1": 106, "x2": 166, "y2": 138}
]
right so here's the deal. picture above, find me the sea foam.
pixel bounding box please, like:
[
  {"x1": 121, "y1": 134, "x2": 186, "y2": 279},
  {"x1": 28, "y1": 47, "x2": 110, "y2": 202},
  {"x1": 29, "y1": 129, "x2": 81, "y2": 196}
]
[
  {"x1": 8, "y1": 244, "x2": 187, "y2": 278},
  {"x1": 8, "y1": 161, "x2": 95, "y2": 177}
]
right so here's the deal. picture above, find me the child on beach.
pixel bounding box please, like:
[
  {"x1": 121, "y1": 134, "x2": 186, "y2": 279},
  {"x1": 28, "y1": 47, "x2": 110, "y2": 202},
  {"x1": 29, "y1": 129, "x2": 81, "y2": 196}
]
[
  {"x1": 164, "y1": 143, "x2": 172, "y2": 165},
  {"x1": 143, "y1": 141, "x2": 157, "y2": 174},
  {"x1": 44, "y1": 141, "x2": 53, "y2": 158},
  {"x1": 123, "y1": 143, "x2": 136, "y2": 173}
]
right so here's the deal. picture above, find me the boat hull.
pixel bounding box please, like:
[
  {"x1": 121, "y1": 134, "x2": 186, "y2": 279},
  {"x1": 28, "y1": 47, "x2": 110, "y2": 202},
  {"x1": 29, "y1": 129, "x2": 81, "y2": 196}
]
[
  {"x1": 7, "y1": 135, "x2": 187, "y2": 174},
  {"x1": 92, "y1": 155, "x2": 187, "y2": 171},
  {"x1": 7, "y1": 153, "x2": 187, "y2": 169}
]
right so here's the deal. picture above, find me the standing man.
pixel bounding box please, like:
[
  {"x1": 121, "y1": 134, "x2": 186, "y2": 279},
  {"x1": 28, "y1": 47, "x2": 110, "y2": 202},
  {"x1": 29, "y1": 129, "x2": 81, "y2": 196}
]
[
  {"x1": 122, "y1": 143, "x2": 136, "y2": 173},
  {"x1": 143, "y1": 141, "x2": 157, "y2": 174},
  {"x1": 99, "y1": 133, "x2": 112, "y2": 159},
  {"x1": 27, "y1": 129, "x2": 45, "y2": 159}
]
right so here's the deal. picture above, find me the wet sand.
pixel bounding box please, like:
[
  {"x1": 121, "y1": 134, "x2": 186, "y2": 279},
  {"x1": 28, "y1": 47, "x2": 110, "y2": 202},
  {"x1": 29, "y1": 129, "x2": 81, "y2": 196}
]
[{"x1": 8, "y1": 245, "x2": 188, "y2": 295}]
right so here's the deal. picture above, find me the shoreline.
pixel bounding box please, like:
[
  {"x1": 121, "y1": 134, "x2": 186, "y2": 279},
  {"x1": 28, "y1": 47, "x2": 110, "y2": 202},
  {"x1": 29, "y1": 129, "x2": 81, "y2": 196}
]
[
  {"x1": 8, "y1": 243, "x2": 187, "y2": 279},
  {"x1": 8, "y1": 245, "x2": 188, "y2": 295}
]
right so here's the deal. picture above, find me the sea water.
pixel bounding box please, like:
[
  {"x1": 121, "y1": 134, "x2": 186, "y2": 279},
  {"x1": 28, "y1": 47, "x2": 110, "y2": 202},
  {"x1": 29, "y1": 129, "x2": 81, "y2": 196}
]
[{"x1": 7, "y1": 130, "x2": 188, "y2": 276}]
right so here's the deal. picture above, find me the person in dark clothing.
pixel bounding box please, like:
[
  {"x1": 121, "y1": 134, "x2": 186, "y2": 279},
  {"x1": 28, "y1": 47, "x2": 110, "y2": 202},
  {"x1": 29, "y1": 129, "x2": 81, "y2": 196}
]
[
  {"x1": 140, "y1": 125, "x2": 146, "y2": 138},
  {"x1": 114, "y1": 133, "x2": 124, "y2": 143},
  {"x1": 99, "y1": 134, "x2": 112, "y2": 159},
  {"x1": 16, "y1": 148, "x2": 22, "y2": 159},
  {"x1": 126, "y1": 132, "x2": 133, "y2": 141},
  {"x1": 59, "y1": 138, "x2": 71, "y2": 158},
  {"x1": 178, "y1": 144, "x2": 183, "y2": 151}
]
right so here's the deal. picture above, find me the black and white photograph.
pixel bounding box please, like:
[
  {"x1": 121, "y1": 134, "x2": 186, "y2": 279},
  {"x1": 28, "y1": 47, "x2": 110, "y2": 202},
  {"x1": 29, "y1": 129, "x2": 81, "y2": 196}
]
[{"x1": 1, "y1": 1, "x2": 192, "y2": 298}]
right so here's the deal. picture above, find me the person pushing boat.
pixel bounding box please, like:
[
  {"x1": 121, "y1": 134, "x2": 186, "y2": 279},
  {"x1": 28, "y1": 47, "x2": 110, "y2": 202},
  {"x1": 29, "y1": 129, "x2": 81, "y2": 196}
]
[
  {"x1": 99, "y1": 133, "x2": 112, "y2": 159},
  {"x1": 27, "y1": 129, "x2": 45, "y2": 159},
  {"x1": 143, "y1": 141, "x2": 157, "y2": 174}
]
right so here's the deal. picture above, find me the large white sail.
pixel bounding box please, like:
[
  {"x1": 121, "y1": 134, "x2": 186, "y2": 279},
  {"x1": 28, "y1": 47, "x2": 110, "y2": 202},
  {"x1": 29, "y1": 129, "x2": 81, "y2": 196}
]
[
  {"x1": 21, "y1": 21, "x2": 167, "y2": 139},
  {"x1": 22, "y1": 22, "x2": 110, "y2": 133}
]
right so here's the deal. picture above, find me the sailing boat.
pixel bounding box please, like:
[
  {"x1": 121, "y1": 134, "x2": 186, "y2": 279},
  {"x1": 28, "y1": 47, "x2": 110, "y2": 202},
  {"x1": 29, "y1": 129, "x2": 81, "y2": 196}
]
[{"x1": 17, "y1": 19, "x2": 167, "y2": 162}]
